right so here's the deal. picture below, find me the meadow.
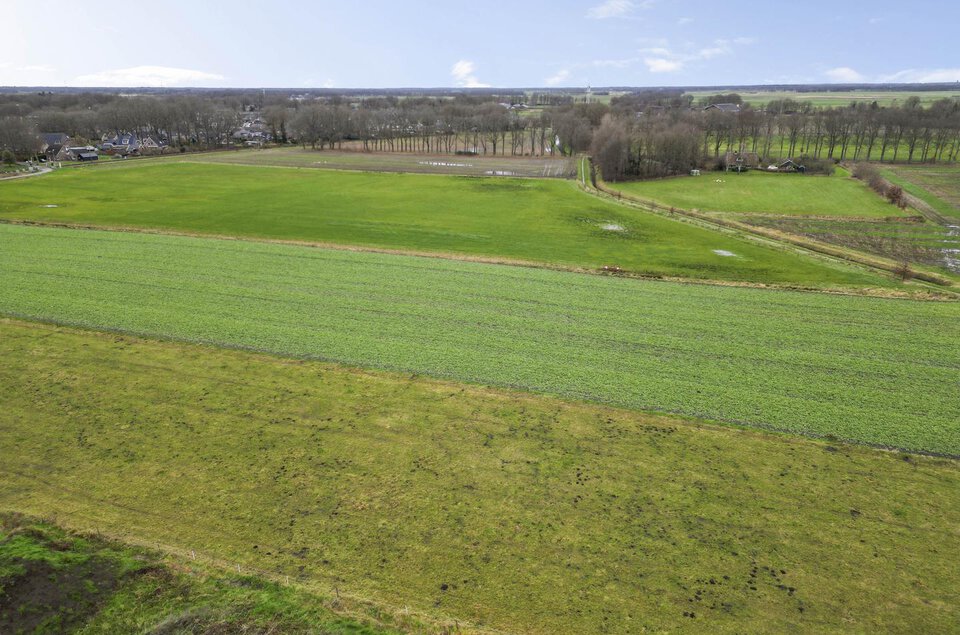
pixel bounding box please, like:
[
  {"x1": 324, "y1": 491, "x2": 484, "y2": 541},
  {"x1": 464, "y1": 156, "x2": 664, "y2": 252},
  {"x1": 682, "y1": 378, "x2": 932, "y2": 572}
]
[
  {"x1": 1, "y1": 224, "x2": 957, "y2": 454},
  {"x1": 884, "y1": 164, "x2": 960, "y2": 222},
  {"x1": 0, "y1": 161, "x2": 892, "y2": 288},
  {"x1": 183, "y1": 147, "x2": 579, "y2": 178},
  {"x1": 1, "y1": 320, "x2": 958, "y2": 634},
  {"x1": 684, "y1": 89, "x2": 960, "y2": 108},
  {"x1": 615, "y1": 168, "x2": 905, "y2": 218}
]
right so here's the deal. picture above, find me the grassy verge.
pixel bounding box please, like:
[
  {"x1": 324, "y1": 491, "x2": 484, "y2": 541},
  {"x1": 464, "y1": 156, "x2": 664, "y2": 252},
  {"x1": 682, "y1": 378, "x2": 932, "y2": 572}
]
[
  {"x1": 614, "y1": 169, "x2": 903, "y2": 218},
  {"x1": 0, "y1": 161, "x2": 894, "y2": 287},
  {"x1": 1, "y1": 224, "x2": 958, "y2": 453},
  {"x1": 1, "y1": 320, "x2": 958, "y2": 633},
  {"x1": 0, "y1": 512, "x2": 401, "y2": 634}
]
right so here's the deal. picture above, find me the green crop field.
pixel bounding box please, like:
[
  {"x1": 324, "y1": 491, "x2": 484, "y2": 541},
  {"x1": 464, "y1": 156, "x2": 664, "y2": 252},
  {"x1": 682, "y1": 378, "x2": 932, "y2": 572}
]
[
  {"x1": 685, "y1": 89, "x2": 960, "y2": 108},
  {"x1": 2, "y1": 320, "x2": 958, "y2": 634},
  {"x1": 2, "y1": 224, "x2": 957, "y2": 453},
  {"x1": 0, "y1": 161, "x2": 893, "y2": 288},
  {"x1": 614, "y1": 168, "x2": 906, "y2": 218}
]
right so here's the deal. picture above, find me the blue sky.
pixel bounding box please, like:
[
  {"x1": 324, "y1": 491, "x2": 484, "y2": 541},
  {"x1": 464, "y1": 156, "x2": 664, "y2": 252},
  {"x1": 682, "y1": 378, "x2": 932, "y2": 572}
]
[{"x1": 3, "y1": 0, "x2": 959, "y2": 88}]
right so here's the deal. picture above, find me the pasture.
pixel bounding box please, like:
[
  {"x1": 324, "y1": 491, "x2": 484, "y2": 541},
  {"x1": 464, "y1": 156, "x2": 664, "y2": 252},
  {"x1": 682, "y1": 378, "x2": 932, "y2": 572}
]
[
  {"x1": 2, "y1": 320, "x2": 958, "y2": 634},
  {"x1": 614, "y1": 168, "x2": 906, "y2": 218},
  {"x1": 1, "y1": 224, "x2": 957, "y2": 454},
  {"x1": 685, "y1": 89, "x2": 960, "y2": 108},
  {"x1": 884, "y1": 164, "x2": 960, "y2": 222},
  {"x1": 182, "y1": 147, "x2": 578, "y2": 178},
  {"x1": 0, "y1": 161, "x2": 892, "y2": 287}
]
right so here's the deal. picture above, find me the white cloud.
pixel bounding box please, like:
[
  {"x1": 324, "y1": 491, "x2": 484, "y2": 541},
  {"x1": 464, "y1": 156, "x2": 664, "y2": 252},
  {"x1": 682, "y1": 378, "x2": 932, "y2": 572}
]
[
  {"x1": 645, "y1": 57, "x2": 683, "y2": 73},
  {"x1": 698, "y1": 46, "x2": 729, "y2": 60},
  {"x1": 450, "y1": 60, "x2": 490, "y2": 88},
  {"x1": 74, "y1": 65, "x2": 225, "y2": 87},
  {"x1": 545, "y1": 69, "x2": 571, "y2": 86},
  {"x1": 587, "y1": 0, "x2": 652, "y2": 19},
  {"x1": 637, "y1": 37, "x2": 752, "y2": 74},
  {"x1": 825, "y1": 67, "x2": 865, "y2": 82},
  {"x1": 592, "y1": 57, "x2": 638, "y2": 69},
  {"x1": 21, "y1": 64, "x2": 55, "y2": 73},
  {"x1": 879, "y1": 68, "x2": 960, "y2": 83},
  {"x1": 677, "y1": 17, "x2": 694, "y2": 26}
]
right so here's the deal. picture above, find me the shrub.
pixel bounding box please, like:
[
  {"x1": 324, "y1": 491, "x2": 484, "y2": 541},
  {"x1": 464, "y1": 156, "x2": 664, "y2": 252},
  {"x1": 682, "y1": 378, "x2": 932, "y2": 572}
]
[
  {"x1": 886, "y1": 185, "x2": 905, "y2": 207},
  {"x1": 1, "y1": 149, "x2": 16, "y2": 165}
]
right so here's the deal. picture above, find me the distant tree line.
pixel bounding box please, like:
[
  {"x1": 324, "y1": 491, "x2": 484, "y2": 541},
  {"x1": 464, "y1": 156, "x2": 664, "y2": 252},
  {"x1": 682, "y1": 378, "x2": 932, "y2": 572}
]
[
  {"x1": 589, "y1": 92, "x2": 960, "y2": 181},
  {"x1": 1, "y1": 89, "x2": 959, "y2": 179}
]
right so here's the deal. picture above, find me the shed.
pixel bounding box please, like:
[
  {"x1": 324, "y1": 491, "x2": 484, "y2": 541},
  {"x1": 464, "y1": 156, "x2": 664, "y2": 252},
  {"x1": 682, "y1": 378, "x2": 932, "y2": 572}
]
[{"x1": 77, "y1": 152, "x2": 99, "y2": 162}]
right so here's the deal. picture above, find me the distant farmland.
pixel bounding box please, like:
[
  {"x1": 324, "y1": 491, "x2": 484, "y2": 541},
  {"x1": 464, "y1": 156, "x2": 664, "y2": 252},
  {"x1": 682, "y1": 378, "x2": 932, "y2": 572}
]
[
  {"x1": 685, "y1": 89, "x2": 960, "y2": 108},
  {"x1": 1, "y1": 223, "x2": 957, "y2": 454}
]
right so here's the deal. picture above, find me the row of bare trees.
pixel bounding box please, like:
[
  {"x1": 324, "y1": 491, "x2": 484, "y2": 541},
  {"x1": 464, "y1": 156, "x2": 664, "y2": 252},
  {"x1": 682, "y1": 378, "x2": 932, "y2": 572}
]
[
  {"x1": 2, "y1": 89, "x2": 960, "y2": 171},
  {"x1": 288, "y1": 102, "x2": 555, "y2": 156},
  {"x1": 697, "y1": 97, "x2": 960, "y2": 164}
]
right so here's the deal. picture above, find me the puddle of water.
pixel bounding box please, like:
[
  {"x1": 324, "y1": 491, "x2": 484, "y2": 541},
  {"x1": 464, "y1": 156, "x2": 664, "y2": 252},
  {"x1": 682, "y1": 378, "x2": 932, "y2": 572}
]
[
  {"x1": 420, "y1": 161, "x2": 473, "y2": 168},
  {"x1": 713, "y1": 249, "x2": 738, "y2": 257},
  {"x1": 601, "y1": 223, "x2": 626, "y2": 232}
]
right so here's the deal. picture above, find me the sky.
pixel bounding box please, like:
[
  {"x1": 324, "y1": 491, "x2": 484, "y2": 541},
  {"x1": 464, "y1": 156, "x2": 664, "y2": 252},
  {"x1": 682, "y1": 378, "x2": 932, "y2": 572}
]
[{"x1": 3, "y1": 0, "x2": 959, "y2": 89}]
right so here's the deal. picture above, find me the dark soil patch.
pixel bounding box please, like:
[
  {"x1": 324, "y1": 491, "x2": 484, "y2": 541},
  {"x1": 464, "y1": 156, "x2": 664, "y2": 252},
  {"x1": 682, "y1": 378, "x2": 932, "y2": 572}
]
[{"x1": 0, "y1": 556, "x2": 120, "y2": 634}]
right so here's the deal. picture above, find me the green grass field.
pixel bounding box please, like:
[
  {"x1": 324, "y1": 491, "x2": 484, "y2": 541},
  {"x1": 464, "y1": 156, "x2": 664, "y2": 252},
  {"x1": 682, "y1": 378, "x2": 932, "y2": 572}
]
[
  {"x1": 2, "y1": 320, "x2": 959, "y2": 634},
  {"x1": 183, "y1": 147, "x2": 578, "y2": 177},
  {"x1": 0, "y1": 161, "x2": 894, "y2": 288},
  {"x1": 884, "y1": 164, "x2": 960, "y2": 223},
  {"x1": 0, "y1": 513, "x2": 395, "y2": 634},
  {"x1": 615, "y1": 169, "x2": 905, "y2": 218},
  {"x1": 2, "y1": 224, "x2": 957, "y2": 454},
  {"x1": 685, "y1": 89, "x2": 960, "y2": 108}
]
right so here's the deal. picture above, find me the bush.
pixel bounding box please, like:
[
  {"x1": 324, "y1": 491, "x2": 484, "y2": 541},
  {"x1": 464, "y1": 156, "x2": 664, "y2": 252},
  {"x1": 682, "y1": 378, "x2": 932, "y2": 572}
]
[
  {"x1": 886, "y1": 185, "x2": 905, "y2": 207},
  {"x1": 1, "y1": 149, "x2": 15, "y2": 164},
  {"x1": 797, "y1": 156, "x2": 834, "y2": 175}
]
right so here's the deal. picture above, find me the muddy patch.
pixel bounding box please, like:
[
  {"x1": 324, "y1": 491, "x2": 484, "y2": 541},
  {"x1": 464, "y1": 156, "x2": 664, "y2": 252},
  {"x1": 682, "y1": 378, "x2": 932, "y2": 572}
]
[{"x1": 0, "y1": 555, "x2": 120, "y2": 633}]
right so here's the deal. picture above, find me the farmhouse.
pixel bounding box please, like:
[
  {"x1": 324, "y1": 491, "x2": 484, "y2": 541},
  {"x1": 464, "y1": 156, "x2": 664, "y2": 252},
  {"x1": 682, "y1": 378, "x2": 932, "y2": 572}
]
[
  {"x1": 704, "y1": 103, "x2": 742, "y2": 113},
  {"x1": 39, "y1": 133, "x2": 71, "y2": 161},
  {"x1": 39, "y1": 132, "x2": 70, "y2": 151},
  {"x1": 101, "y1": 133, "x2": 141, "y2": 153},
  {"x1": 723, "y1": 151, "x2": 760, "y2": 172}
]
